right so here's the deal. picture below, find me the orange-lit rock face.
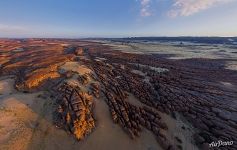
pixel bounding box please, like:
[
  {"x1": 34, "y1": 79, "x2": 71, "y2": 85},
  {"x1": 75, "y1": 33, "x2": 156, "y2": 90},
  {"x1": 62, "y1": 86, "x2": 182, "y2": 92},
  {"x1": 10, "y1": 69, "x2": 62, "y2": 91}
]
[
  {"x1": 13, "y1": 64, "x2": 60, "y2": 89},
  {"x1": 0, "y1": 39, "x2": 97, "y2": 91},
  {"x1": 75, "y1": 47, "x2": 84, "y2": 56},
  {"x1": 55, "y1": 83, "x2": 95, "y2": 140}
]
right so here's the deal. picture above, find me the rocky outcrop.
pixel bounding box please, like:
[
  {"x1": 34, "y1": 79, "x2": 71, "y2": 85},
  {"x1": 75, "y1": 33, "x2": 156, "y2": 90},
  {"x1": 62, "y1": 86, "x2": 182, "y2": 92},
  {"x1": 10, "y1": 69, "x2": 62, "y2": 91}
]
[
  {"x1": 88, "y1": 46, "x2": 237, "y2": 150},
  {"x1": 90, "y1": 83, "x2": 100, "y2": 98},
  {"x1": 75, "y1": 47, "x2": 84, "y2": 56},
  {"x1": 90, "y1": 59, "x2": 173, "y2": 148},
  {"x1": 78, "y1": 74, "x2": 90, "y2": 85},
  {"x1": 55, "y1": 83, "x2": 95, "y2": 140}
]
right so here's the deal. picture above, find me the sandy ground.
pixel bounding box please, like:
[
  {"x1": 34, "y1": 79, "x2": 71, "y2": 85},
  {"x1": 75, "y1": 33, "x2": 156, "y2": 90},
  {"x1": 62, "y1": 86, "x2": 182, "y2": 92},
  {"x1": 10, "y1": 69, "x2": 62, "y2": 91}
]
[
  {"x1": 0, "y1": 77, "x2": 46, "y2": 150},
  {"x1": 225, "y1": 61, "x2": 237, "y2": 71},
  {"x1": 103, "y1": 41, "x2": 237, "y2": 59},
  {"x1": 103, "y1": 41, "x2": 237, "y2": 72},
  {"x1": 79, "y1": 97, "x2": 162, "y2": 150},
  {"x1": 0, "y1": 77, "x2": 83, "y2": 150},
  {"x1": 125, "y1": 93, "x2": 198, "y2": 150},
  {"x1": 160, "y1": 113, "x2": 198, "y2": 150},
  {"x1": 0, "y1": 77, "x2": 82, "y2": 150},
  {"x1": 59, "y1": 62, "x2": 92, "y2": 75}
]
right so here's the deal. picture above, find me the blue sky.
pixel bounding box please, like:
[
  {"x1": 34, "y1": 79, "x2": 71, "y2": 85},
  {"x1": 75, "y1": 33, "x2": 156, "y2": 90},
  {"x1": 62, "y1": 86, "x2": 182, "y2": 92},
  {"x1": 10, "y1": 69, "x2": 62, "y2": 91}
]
[{"x1": 0, "y1": 0, "x2": 237, "y2": 38}]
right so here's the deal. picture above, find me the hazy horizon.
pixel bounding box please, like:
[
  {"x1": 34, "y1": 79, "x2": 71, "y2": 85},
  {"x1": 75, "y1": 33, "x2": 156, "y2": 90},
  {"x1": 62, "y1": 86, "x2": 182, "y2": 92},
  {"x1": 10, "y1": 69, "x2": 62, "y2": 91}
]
[
  {"x1": 1, "y1": 0, "x2": 237, "y2": 38},
  {"x1": 0, "y1": 36, "x2": 237, "y2": 40}
]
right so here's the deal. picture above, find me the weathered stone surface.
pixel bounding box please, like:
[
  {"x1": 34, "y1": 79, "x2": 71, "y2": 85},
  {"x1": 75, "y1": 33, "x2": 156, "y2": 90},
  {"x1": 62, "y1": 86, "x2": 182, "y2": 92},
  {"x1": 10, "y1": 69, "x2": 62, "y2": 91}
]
[
  {"x1": 55, "y1": 83, "x2": 95, "y2": 140},
  {"x1": 87, "y1": 46, "x2": 237, "y2": 148}
]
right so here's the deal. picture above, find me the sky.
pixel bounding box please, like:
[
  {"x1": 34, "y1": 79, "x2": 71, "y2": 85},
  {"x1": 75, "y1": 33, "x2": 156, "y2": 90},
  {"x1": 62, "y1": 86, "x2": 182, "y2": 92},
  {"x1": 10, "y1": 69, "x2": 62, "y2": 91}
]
[{"x1": 0, "y1": 0, "x2": 237, "y2": 38}]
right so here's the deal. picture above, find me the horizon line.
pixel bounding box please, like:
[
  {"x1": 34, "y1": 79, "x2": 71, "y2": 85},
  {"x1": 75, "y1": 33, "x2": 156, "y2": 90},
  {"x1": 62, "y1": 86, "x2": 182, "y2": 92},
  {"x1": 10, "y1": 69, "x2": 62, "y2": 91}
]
[{"x1": 0, "y1": 36, "x2": 237, "y2": 39}]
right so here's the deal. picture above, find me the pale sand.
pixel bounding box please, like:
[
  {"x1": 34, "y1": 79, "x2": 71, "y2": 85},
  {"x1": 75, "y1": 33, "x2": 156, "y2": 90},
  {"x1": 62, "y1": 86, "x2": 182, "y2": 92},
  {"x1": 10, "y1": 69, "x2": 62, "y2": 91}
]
[
  {"x1": 59, "y1": 62, "x2": 91, "y2": 75},
  {"x1": 103, "y1": 41, "x2": 237, "y2": 60},
  {"x1": 0, "y1": 78, "x2": 15, "y2": 96},
  {"x1": 225, "y1": 61, "x2": 237, "y2": 71},
  {"x1": 160, "y1": 113, "x2": 199, "y2": 150},
  {"x1": 131, "y1": 69, "x2": 146, "y2": 77},
  {"x1": 125, "y1": 92, "x2": 199, "y2": 150},
  {"x1": 130, "y1": 63, "x2": 169, "y2": 73},
  {"x1": 0, "y1": 78, "x2": 46, "y2": 150},
  {"x1": 0, "y1": 78, "x2": 81, "y2": 150},
  {"x1": 79, "y1": 97, "x2": 161, "y2": 150}
]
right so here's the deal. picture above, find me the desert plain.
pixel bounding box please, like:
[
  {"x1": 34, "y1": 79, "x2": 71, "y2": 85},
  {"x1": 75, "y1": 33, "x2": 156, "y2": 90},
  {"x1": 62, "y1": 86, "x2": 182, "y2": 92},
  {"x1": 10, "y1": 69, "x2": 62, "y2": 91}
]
[{"x1": 0, "y1": 38, "x2": 237, "y2": 150}]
